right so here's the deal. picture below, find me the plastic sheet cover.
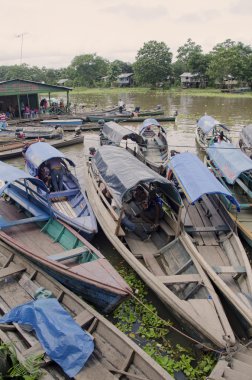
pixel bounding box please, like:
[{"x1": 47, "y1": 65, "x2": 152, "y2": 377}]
[
  {"x1": 0, "y1": 160, "x2": 48, "y2": 195},
  {"x1": 94, "y1": 145, "x2": 181, "y2": 207},
  {"x1": 169, "y1": 152, "x2": 240, "y2": 210},
  {"x1": 103, "y1": 121, "x2": 145, "y2": 144},
  {"x1": 139, "y1": 118, "x2": 160, "y2": 134},
  {"x1": 240, "y1": 125, "x2": 252, "y2": 148},
  {"x1": 25, "y1": 142, "x2": 75, "y2": 171},
  {"x1": 0, "y1": 298, "x2": 94, "y2": 377},
  {"x1": 197, "y1": 115, "x2": 229, "y2": 135},
  {"x1": 207, "y1": 142, "x2": 252, "y2": 185}
]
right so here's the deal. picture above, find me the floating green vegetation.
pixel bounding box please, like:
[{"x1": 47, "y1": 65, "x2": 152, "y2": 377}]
[
  {"x1": 0, "y1": 342, "x2": 44, "y2": 380},
  {"x1": 113, "y1": 267, "x2": 217, "y2": 379}
]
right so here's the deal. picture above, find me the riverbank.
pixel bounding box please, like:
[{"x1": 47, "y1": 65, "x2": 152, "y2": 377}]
[{"x1": 71, "y1": 87, "x2": 252, "y2": 99}]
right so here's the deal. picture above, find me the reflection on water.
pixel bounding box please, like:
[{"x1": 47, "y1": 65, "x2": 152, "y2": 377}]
[{"x1": 6, "y1": 93, "x2": 252, "y2": 350}]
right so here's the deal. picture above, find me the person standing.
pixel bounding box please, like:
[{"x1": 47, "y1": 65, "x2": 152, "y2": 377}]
[{"x1": 0, "y1": 113, "x2": 7, "y2": 129}]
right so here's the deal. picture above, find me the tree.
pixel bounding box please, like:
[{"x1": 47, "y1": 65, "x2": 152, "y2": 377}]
[
  {"x1": 175, "y1": 38, "x2": 209, "y2": 75},
  {"x1": 70, "y1": 54, "x2": 109, "y2": 87},
  {"x1": 107, "y1": 60, "x2": 133, "y2": 82},
  {"x1": 133, "y1": 41, "x2": 172, "y2": 86},
  {"x1": 207, "y1": 39, "x2": 252, "y2": 85}
]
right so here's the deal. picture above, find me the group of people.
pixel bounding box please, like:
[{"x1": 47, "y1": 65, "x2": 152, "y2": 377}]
[
  {"x1": 122, "y1": 186, "x2": 164, "y2": 242},
  {"x1": 39, "y1": 158, "x2": 68, "y2": 192}
]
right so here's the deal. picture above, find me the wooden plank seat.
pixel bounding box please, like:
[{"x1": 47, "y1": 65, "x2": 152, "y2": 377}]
[
  {"x1": 158, "y1": 274, "x2": 201, "y2": 285},
  {"x1": 185, "y1": 225, "x2": 230, "y2": 233},
  {"x1": 0, "y1": 214, "x2": 49, "y2": 229},
  {"x1": 159, "y1": 220, "x2": 175, "y2": 236},
  {"x1": 154, "y1": 136, "x2": 164, "y2": 147},
  {"x1": 48, "y1": 246, "x2": 90, "y2": 262},
  {"x1": 212, "y1": 265, "x2": 246, "y2": 274},
  {"x1": 53, "y1": 201, "x2": 76, "y2": 218},
  {"x1": 0, "y1": 265, "x2": 25, "y2": 279}
]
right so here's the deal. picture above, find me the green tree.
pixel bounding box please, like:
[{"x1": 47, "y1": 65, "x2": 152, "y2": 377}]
[
  {"x1": 176, "y1": 38, "x2": 208, "y2": 75},
  {"x1": 107, "y1": 60, "x2": 133, "y2": 82},
  {"x1": 207, "y1": 39, "x2": 252, "y2": 86},
  {"x1": 70, "y1": 53, "x2": 109, "y2": 87},
  {"x1": 133, "y1": 41, "x2": 172, "y2": 86}
]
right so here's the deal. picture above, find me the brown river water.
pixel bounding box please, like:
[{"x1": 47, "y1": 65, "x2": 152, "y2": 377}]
[{"x1": 6, "y1": 92, "x2": 252, "y2": 351}]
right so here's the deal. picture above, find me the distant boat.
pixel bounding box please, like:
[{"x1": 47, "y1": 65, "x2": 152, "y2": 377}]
[
  {"x1": 169, "y1": 152, "x2": 252, "y2": 333},
  {"x1": 87, "y1": 114, "x2": 175, "y2": 123},
  {"x1": 3, "y1": 126, "x2": 62, "y2": 139},
  {"x1": 0, "y1": 135, "x2": 84, "y2": 160},
  {"x1": 239, "y1": 124, "x2": 252, "y2": 158},
  {"x1": 0, "y1": 161, "x2": 130, "y2": 313},
  {"x1": 195, "y1": 115, "x2": 231, "y2": 150},
  {"x1": 206, "y1": 141, "x2": 252, "y2": 247},
  {"x1": 0, "y1": 245, "x2": 171, "y2": 380},
  {"x1": 83, "y1": 145, "x2": 236, "y2": 348},
  {"x1": 41, "y1": 118, "x2": 83, "y2": 126},
  {"x1": 24, "y1": 141, "x2": 97, "y2": 240}
]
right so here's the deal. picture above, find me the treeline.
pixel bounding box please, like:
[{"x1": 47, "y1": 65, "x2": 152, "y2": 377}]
[{"x1": 1, "y1": 39, "x2": 252, "y2": 88}]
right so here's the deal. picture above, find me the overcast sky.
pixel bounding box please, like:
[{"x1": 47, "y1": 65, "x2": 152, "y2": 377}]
[{"x1": 1, "y1": 0, "x2": 251, "y2": 68}]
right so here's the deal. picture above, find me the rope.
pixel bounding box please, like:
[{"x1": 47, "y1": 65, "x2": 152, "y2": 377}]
[{"x1": 127, "y1": 289, "x2": 224, "y2": 354}]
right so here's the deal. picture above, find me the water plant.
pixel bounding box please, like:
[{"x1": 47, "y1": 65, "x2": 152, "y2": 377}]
[{"x1": 113, "y1": 267, "x2": 217, "y2": 379}]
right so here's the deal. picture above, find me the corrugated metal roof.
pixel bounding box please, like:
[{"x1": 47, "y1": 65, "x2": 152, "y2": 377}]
[
  {"x1": 117, "y1": 73, "x2": 134, "y2": 79},
  {"x1": 0, "y1": 79, "x2": 72, "y2": 97}
]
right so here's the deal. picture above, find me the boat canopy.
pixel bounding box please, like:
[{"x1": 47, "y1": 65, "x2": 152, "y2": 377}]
[
  {"x1": 139, "y1": 118, "x2": 162, "y2": 134},
  {"x1": 25, "y1": 142, "x2": 75, "y2": 174},
  {"x1": 197, "y1": 115, "x2": 229, "y2": 135},
  {"x1": 94, "y1": 145, "x2": 182, "y2": 207},
  {"x1": 102, "y1": 121, "x2": 145, "y2": 145},
  {"x1": 207, "y1": 142, "x2": 252, "y2": 185},
  {"x1": 240, "y1": 125, "x2": 252, "y2": 147},
  {"x1": 169, "y1": 152, "x2": 240, "y2": 210},
  {"x1": 0, "y1": 160, "x2": 48, "y2": 195}
]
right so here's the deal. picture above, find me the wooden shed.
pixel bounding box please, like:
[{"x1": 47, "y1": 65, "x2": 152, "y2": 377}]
[{"x1": 0, "y1": 79, "x2": 72, "y2": 118}]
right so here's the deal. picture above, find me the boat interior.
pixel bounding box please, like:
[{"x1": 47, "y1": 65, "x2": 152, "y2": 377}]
[
  {"x1": 182, "y1": 193, "x2": 252, "y2": 313},
  {"x1": 139, "y1": 125, "x2": 168, "y2": 167},
  {"x1": 0, "y1": 197, "x2": 97, "y2": 268}
]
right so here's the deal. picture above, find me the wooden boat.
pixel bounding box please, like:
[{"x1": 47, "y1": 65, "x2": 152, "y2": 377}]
[
  {"x1": 0, "y1": 161, "x2": 129, "y2": 313},
  {"x1": 41, "y1": 118, "x2": 83, "y2": 127},
  {"x1": 0, "y1": 244, "x2": 171, "y2": 380},
  {"x1": 3, "y1": 126, "x2": 61, "y2": 140},
  {"x1": 169, "y1": 152, "x2": 252, "y2": 333},
  {"x1": 239, "y1": 124, "x2": 252, "y2": 158},
  {"x1": 206, "y1": 141, "x2": 252, "y2": 247},
  {"x1": 24, "y1": 141, "x2": 97, "y2": 240},
  {"x1": 0, "y1": 135, "x2": 84, "y2": 160},
  {"x1": 87, "y1": 115, "x2": 175, "y2": 123},
  {"x1": 208, "y1": 343, "x2": 252, "y2": 380},
  {"x1": 83, "y1": 145, "x2": 236, "y2": 348},
  {"x1": 195, "y1": 115, "x2": 231, "y2": 150}
]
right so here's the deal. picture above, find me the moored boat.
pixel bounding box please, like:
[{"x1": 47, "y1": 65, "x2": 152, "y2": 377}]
[
  {"x1": 24, "y1": 141, "x2": 97, "y2": 240},
  {"x1": 239, "y1": 124, "x2": 252, "y2": 158},
  {"x1": 195, "y1": 115, "x2": 231, "y2": 150},
  {"x1": 3, "y1": 126, "x2": 61, "y2": 139},
  {"x1": 0, "y1": 135, "x2": 84, "y2": 160},
  {"x1": 0, "y1": 244, "x2": 171, "y2": 380},
  {"x1": 87, "y1": 114, "x2": 175, "y2": 123},
  {"x1": 83, "y1": 145, "x2": 236, "y2": 348},
  {"x1": 0, "y1": 161, "x2": 129, "y2": 312},
  {"x1": 206, "y1": 141, "x2": 252, "y2": 247},
  {"x1": 168, "y1": 152, "x2": 252, "y2": 333}
]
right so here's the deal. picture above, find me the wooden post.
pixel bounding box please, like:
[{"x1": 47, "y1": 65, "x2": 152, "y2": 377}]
[
  {"x1": 115, "y1": 208, "x2": 124, "y2": 236},
  {"x1": 67, "y1": 91, "x2": 69, "y2": 112},
  {"x1": 17, "y1": 95, "x2": 21, "y2": 119},
  {"x1": 175, "y1": 205, "x2": 182, "y2": 237}
]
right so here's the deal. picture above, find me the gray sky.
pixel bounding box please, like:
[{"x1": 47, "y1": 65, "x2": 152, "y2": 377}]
[{"x1": 1, "y1": 0, "x2": 251, "y2": 68}]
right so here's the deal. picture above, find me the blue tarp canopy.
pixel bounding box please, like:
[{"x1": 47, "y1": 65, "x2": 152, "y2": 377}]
[
  {"x1": 0, "y1": 160, "x2": 48, "y2": 195},
  {"x1": 197, "y1": 115, "x2": 229, "y2": 135},
  {"x1": 103, "y1": 121, "x2": 145, "y2": 145},
  {"x1": 139, "y1": 118, "x2": 161, "y2": 134},
  {"x1": 207, "y1": 142, "x2": 252, "y2": 185},
  {"x1": 94, "y1": 145, "x2": 182, "y2": 207},
  {"x1": 0, "y1": 299, "x2": 94, "y2": 377},
  {"x1": 169, "y1": 152, "x2": 240, "y2": 210},
  {"x1": 25, "y1": 142, "x2": 75, "y2": 170}
]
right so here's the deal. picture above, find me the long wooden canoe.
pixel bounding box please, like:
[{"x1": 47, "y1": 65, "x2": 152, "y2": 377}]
[
  {"x1": 83, "y1": 145, "x2": 236, "y2": 348},
  {"x1": 0, "y1": 242, "x2": 172, "y2": 380}
]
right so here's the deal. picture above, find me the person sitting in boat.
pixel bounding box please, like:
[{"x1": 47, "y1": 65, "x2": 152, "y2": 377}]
[
  {"x1": 55, "y1": 125, "x2": 64, "y2": 139},
  {"x1": 118, "y1": 99, "x2": 125, "y2": 113},
  {"x1": 217, "y1": 130, "x2": 224, "y2": 143},
  {"x1": 133, "y1": 185, "x2": 147, "y2": 205},
  {"x1": 121, "y1": 209, "x2": 151, "y2": 242},
  {"x1": 39, "y1": 165, "x2": 51, "y2": 190},
  {"x1": 48, "y1": 158, "x2": 67, "y2": 192},
  {"x1": 139, "y1": 190, "x2": 164, "y2": 229}
]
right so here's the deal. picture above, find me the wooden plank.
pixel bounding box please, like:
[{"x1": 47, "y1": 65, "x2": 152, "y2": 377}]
[
  {"x1": 234, "y1": 352, "x2": 252, "y2": 365},
  {"x1": 212, "y1": 265, "x2": 246, "y2": 274},
  {"x1": 74, "y1": 310, "x2": 94, "y2": 327},
  {"x1": 224, "y1": 367, "x2": 251, "y2": 380},
  {"x1": 185, "y1": 225, "x2": 230, "y2": 233},
  {"x1": 158, "y1": 274, "x2": 201, "y2": 285},
  {"x1": 48, "y1": 246, "x2": 87, "y2": 261},
  {"x1": 0, "y1": 265, "x2": 25, "y2": 279},
  {"x1": 232, "y1": 358, "x2": 252, "y2": 375},
  {"x1": 159, "y1": 220, "x2": 175, "y2": 236}
]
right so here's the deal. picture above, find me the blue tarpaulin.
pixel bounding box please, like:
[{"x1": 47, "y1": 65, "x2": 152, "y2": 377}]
[
  {"x1": 169, "y1": 152, "x2": 240, "y2": 210},
  {"x1": 207, "y1": 142, "x2": 252, "y2": 185},
  {"x1": 0, "y1": 298, "x2": 94, "y2": 377},
  {"x1": 197, "y1": 115, "x2": 229, "y2": 135}
]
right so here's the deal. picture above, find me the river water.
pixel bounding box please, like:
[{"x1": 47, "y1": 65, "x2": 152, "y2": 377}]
[{"x1": 6, "y1": 92, "x2": 252, "y2": 352}]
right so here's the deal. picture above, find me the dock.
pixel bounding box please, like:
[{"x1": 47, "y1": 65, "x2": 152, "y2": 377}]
[{"x1": 208, "y1": 343, "x2": 252, "y2": 380}]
